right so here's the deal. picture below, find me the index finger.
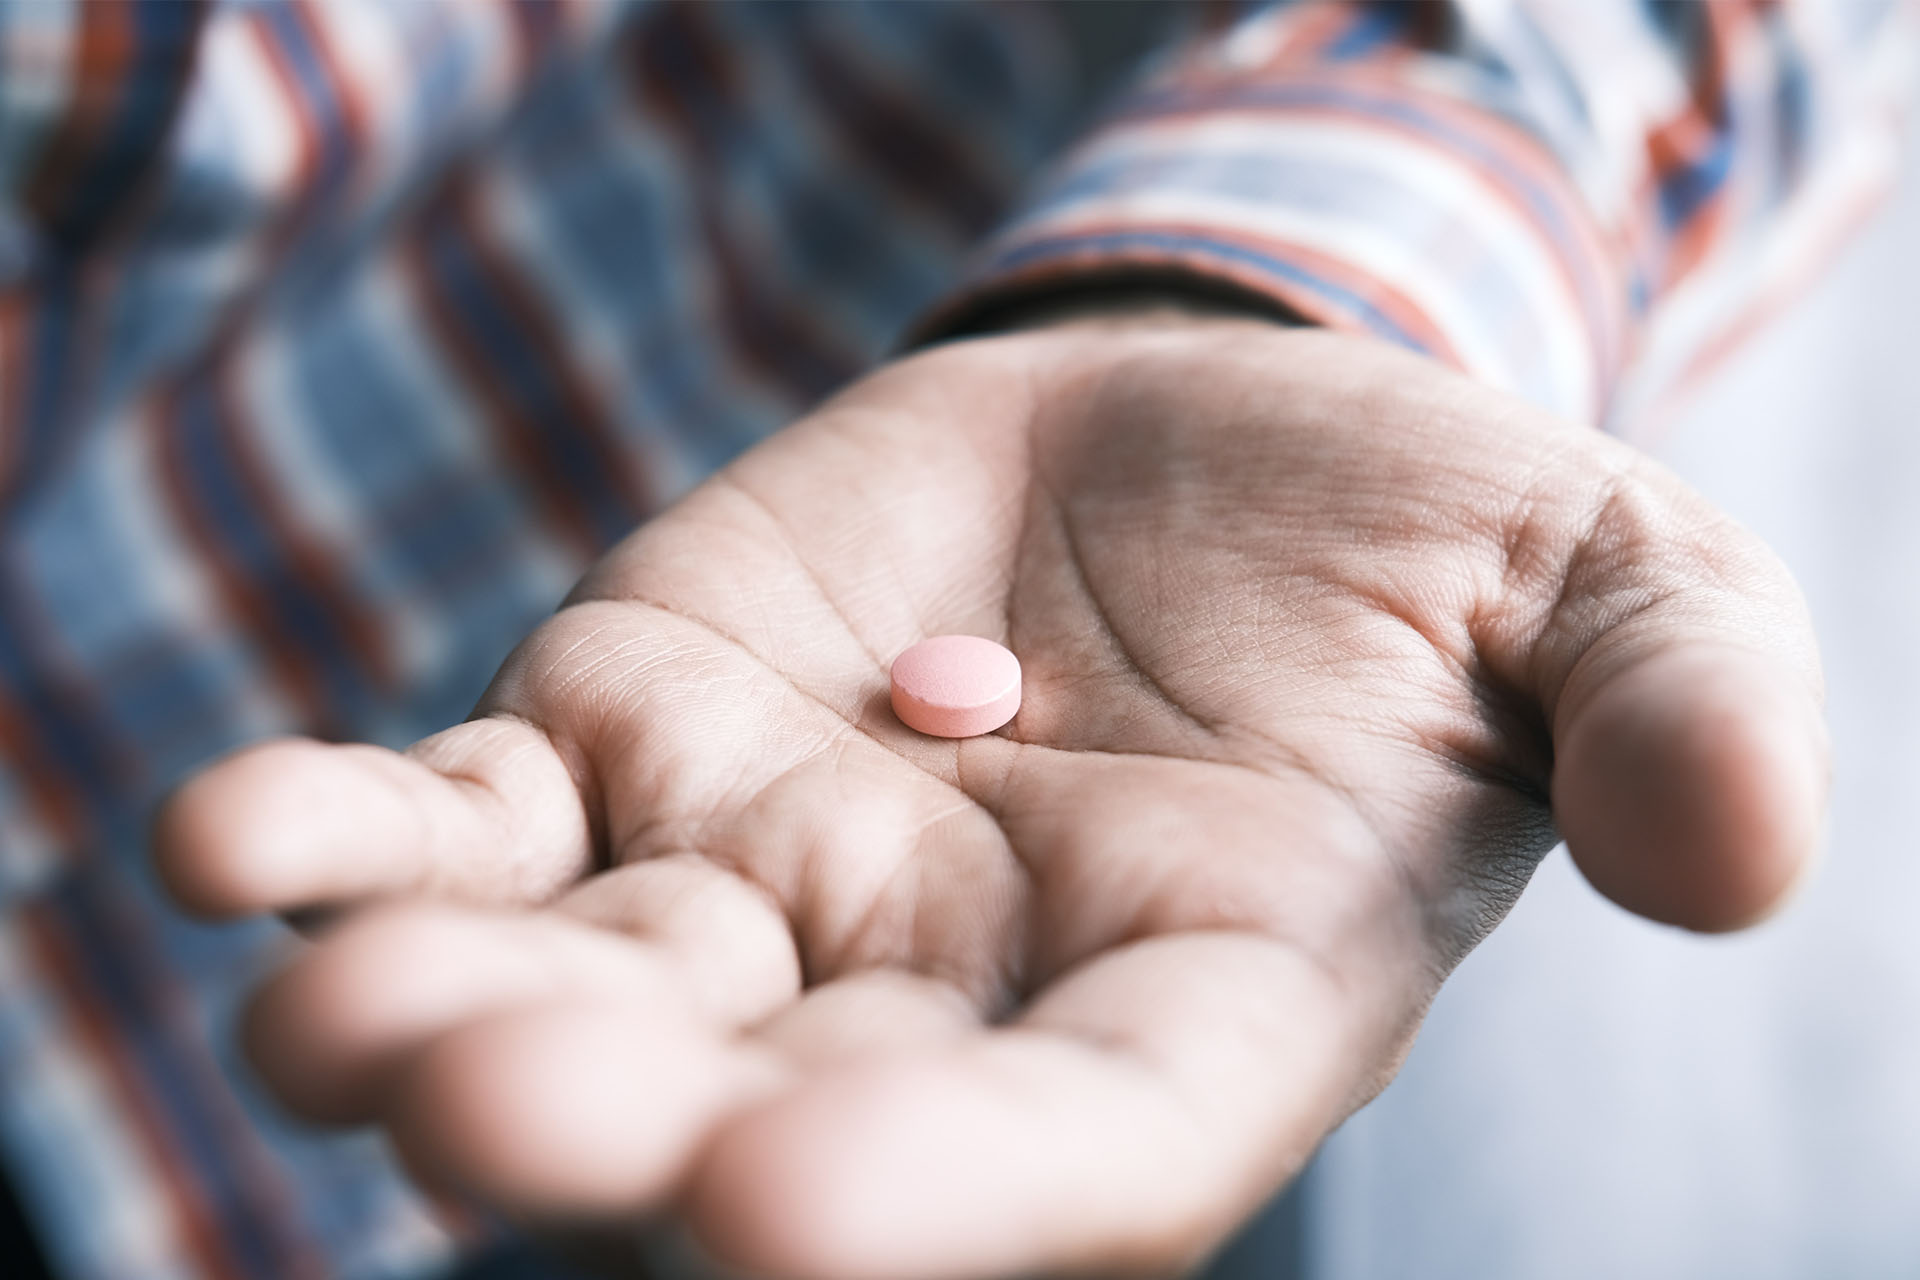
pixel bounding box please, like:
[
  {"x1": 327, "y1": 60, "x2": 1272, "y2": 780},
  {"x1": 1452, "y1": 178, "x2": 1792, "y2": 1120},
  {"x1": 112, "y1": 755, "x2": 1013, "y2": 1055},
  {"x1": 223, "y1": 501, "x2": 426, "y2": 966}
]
[{"x1": 152, "y1": 720, "x2": 595, "y2": 916}]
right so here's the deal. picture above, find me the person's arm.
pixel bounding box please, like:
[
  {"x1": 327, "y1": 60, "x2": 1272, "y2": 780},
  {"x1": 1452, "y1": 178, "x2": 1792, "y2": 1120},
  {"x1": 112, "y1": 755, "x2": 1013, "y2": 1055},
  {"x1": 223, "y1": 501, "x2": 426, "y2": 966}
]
[
  {"x1": 927, "y1": 0, "x2": 1915, "y2": 427},
  {"x1": 149, "y1": 5, "x2": 1883, "y2": 1278}
]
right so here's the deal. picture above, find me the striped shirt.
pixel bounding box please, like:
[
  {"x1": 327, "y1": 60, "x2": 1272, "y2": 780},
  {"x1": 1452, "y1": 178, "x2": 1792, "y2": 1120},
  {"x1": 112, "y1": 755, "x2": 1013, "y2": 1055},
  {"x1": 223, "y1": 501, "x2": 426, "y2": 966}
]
[{"x1": 0, "y1": 2, "x2": 1910, "y2": 1277}]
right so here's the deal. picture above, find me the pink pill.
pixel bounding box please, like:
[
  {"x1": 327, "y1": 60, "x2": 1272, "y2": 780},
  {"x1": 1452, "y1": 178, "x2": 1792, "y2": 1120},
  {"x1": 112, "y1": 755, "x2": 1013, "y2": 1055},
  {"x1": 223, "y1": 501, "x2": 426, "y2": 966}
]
[{"x1": 889, "y1": 635, "x2": 1022, "y2": 738}]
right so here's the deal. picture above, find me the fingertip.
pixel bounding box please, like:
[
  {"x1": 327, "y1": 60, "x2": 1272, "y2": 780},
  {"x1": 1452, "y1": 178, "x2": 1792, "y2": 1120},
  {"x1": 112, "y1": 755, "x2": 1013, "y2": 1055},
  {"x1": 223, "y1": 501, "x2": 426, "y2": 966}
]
[
  {"x1": 683, "y1": 1043, "x2": 1218, "y2": 1280},
  {"x1": 683, "y1": 1075, "x2": 906, "y2": 1280},
  {"x1": 1554, "y1": 645, "x2": 1828, "y2": 932},
  {"x1": 385, "y1": 1007, "x2": 650, "y2": 1217},
  {"x1": 152, "y1": 738, "x2": 332, "y2": 918}
]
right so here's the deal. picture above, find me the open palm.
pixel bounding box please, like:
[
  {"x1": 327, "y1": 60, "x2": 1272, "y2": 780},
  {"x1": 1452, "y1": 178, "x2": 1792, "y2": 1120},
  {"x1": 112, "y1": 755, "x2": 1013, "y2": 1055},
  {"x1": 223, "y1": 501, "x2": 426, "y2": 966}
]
[{"x1": 157, "y1": 320, "x2": 1827, "y2": 1279}]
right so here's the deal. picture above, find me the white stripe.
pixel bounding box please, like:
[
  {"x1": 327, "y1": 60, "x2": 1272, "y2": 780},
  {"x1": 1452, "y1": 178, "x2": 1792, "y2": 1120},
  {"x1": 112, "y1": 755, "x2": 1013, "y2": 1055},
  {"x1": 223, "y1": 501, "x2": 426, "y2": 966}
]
[
  {"x1": 154, "y1": 6, "x2": 305, "y2": 330},
  {"x1": 192, "y1": 8, "x2": 304, "y2": 216},
  {"x1": 299, "y1": 0, "x2": 408, "y2": 195}
]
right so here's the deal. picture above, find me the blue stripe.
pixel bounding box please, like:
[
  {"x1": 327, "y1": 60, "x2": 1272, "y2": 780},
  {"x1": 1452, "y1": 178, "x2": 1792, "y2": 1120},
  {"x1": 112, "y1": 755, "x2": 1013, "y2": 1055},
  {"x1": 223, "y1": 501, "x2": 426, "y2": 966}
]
[
  {"x1": 1326, "y1": 6, "x2": 1402, "y2": 62},
  {"x1": 1117, "y1": 82, "x2": 1609, "y2": 337},
  {"x1": 1773, "y1": 53, "x2": 1810, "y2": 194},
  {"x1": 171, "y1": 377, "x2": 372, "y2": 721},
  {"x1": 287, "y1": 293, "x2": 562, "y2": 634},
  {"x1": 1657, "y1": 130, "x2": 1734, "y2": 228},
  {"x1": 43, "y1": 0, "x2": 205, "y2": 256},
  {"x1": 15, "y1": 452, "x2": 245, "y2": 810},
  {"x1": 255, "y1": 1, "x2": 355, "y2": 210},
  {"x1": 0, "y1": 561, "x2": 126, "y2": 838},
  {"x1": 417, "y1": 216, "x2": 637, "y2": 544},
  {"x1": 5, "y1": 266, "x2": 78, "y2": 512},
  {"x1": 495, "y1": 66, "x2": 774, "y2": 465}
]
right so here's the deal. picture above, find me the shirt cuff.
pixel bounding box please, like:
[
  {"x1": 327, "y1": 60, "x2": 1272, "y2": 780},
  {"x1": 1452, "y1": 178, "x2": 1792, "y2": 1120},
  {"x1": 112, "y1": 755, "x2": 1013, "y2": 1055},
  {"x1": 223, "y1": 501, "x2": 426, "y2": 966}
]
[{"x1": 921, "y1": 54, "x2": 1629, "y2": 425}]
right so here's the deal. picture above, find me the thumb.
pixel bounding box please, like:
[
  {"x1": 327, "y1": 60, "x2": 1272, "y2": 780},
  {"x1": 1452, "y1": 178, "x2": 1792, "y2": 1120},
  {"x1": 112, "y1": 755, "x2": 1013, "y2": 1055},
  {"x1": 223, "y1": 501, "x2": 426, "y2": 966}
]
[{"x1": 1528, "y1": 465, "x2": 1829, "y2": 933}]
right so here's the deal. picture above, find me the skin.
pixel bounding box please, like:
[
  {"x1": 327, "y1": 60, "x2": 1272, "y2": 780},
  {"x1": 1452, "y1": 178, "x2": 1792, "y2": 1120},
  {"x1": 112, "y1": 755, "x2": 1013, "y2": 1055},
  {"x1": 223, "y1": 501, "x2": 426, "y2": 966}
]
[{"x1": 154, "y1": 318, "x2": 1828, "y2": 1280}]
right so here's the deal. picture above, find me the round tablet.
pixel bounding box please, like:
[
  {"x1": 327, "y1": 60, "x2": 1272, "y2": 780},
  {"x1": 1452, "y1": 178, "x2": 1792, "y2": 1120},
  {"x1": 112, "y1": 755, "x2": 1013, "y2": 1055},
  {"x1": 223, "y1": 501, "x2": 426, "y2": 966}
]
[{"x1": 889, "y1": 635, "x2": 1022, "y2": 738}]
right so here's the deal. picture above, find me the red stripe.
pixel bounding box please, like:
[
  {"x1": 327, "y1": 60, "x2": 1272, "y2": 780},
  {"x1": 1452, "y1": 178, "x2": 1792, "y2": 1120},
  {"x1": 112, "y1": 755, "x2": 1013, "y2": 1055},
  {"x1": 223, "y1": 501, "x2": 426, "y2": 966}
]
[
  {"x1": 500, "y1": 0, "x2": 568, "y2": 79},
  {"x1": 1208, "y1": 226, "x2": 1471, "y2": 366},
  {"x1": 400, "y1": 169, "x2": 650, "y2": 561},
  {"x1": 168, "y1": 0, "x2": 368, "y2": 357},
  {"x1": 6, "y1": 0, "x2": 135, "y2": 515},
  {"x1": 23, "y1": 0, "x2": 208, "y2": 260},
  {"x1": 140, "y1": 0, "x2": 397, "y2": 725},
  {"x1": 441, "y1": 175, "x2": 647, "y2": 522},
  {"x1": 249, "y1": 13, "x2": 320, "y2": 207},
  {"x1": 120, "y1": 0, "x2": 366, "y2": 359},
  {"x1": 248, "y1": 0, "x2": 368, "y2": 241},
  {"x1": 0, "y1": 547, "x2": 150, "y2": 863},
  {"x1": 151, "y1": 372, "x2": 393, "y2": 729},
  {"x1": 625, "y1": 1, "x2": 864, "y2": 402},
  {"x1": 1269, "y1": 3, "x2": 1359, "y2": 66},
  {"x1": 19, "y1": 903, "x2": 256, "y2": 1280},
  {"x1": 1642, "y1": 2, "x2": 1753, "y2": 291},
  {"x1": 396, "y1": 202, "x2": 592, "y2": 558},
  {"x1": 218, "y1": 362, "x2": 395, "y2": 687},
  {"x1": 0, "y1": 686, "x2": 85, "y2": 854},
  {"x1": 20, "y1": 1, "x2": 136, "y2": 229},
  {"x1": 7, "y1": 0, "x2": 203, "y2": 512},
  {"x1": 0, "y1": 294, "x2": 21, "y2": 496},
  {"x1": 290, "y1": 0, "x2": 369, "y2": 163},
  {"x1": 1193, "y1": 0, "x2": 1246, "y2": 38},
  {"x1": 1124, "y1": 77, "x2": 1625, "y2": 390}
]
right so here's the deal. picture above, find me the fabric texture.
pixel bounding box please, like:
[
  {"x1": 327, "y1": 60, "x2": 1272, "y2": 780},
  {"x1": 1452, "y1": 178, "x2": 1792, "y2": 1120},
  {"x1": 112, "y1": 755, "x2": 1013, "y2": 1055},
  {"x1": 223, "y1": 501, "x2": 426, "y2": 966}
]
[
  {"x1": 0, "y1": 2, "x2": 1909, "y2": 1277},
  {"x1": 937, "y1": 1, "x2": 1915, "y2": 426}
]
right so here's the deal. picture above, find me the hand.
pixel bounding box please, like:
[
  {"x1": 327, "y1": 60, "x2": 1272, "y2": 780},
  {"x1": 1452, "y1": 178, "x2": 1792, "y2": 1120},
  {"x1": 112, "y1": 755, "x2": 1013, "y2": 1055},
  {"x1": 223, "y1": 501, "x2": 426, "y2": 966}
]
[{"x1": 155, "y1": 319, "x2": 1827, "y2": 1279}]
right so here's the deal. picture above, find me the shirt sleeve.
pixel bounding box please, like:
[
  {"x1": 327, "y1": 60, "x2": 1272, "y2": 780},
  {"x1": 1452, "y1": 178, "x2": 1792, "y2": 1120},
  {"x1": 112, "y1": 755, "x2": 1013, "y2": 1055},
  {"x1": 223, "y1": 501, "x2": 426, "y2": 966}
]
[{"x1": 923, "y1": 0, "x2": 1919, "y2": 430}]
